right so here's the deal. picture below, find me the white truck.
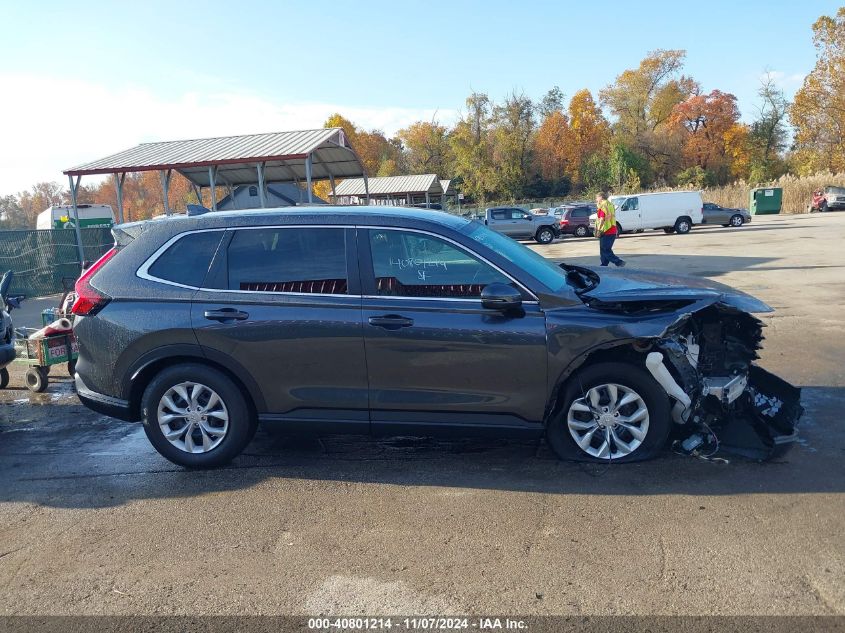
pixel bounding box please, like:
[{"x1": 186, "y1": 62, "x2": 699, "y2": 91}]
[
  {"x1": 590, "y1": 191, "x2": 703, "y2": 235},
  {"x1": 36, "y1": 204, "x2": 115, "y2": 230}
]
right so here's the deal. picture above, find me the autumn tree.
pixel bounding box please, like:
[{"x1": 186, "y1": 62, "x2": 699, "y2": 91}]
[
  {"x1": 397, "y1": 121, "x2": 452, "y2": 175},
  {"x1": 534, "y1": 111, "x2": 572, "y2": 184},
  {"x1": 790, "y1": 6, "x2": 845, "y2": 174},
  {"x1": 601, "y1": 50, "x2": 697, "y2": 183},
  {"x1": 670, "y1": 90, "x2": 741, "y2": 184},
  {"x1": 566, "y1": 89, "x2": 611, "y2": 185}
]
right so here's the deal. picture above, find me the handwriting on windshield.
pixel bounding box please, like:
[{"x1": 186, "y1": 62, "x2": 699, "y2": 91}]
[{"x1": 389, "y1": 257, "x2": 448, "y2": 271}]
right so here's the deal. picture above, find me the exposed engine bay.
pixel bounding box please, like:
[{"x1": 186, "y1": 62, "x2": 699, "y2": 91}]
[
  {"x1": 641, "y1": 304, "x2": 802, "y2": 460},
  {"x1": 563, "y1": 263, "x2": 803, "y2": 460}
]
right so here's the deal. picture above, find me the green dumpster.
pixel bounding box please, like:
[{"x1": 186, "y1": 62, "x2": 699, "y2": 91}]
[{"x1": 750, "y1": 187, "x2": 783, "y2": 215}]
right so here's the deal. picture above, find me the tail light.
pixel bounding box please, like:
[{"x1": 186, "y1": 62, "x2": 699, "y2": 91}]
[
  {"x1": 559, "y1": 219, "x2": 569, "y2": 226},
  {"x1": 71, "y1": 247, "x2": 118, "y2": 316}
]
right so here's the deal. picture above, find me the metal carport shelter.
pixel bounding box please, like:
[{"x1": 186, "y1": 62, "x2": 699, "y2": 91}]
[
  {"x1": 62, "y1": 128, "x2": 369, "y2": 263},
  {"x1": 331, "y1": 173, "x2": 444, "y2": 206}
]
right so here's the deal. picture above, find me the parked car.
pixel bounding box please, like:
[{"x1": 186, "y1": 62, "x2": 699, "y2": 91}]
[
  {"x1": 701, "y1": 203, "x2": 751, "y2": 227},
  {"x1": 552, "y1": 204, "x2": 596, "y2": 237},
  {"x1": 809, "y1": 186, "x2": 845, "y2": 212},
  {"x1": 484, "y1": 206, "x2": 559, "y2": 244},
  {"x1": 589, "y1": 191, "x2": 704, "y2": 235},
  {"x1": 72, "y1": 207, "x2": 801, "y2": 468}
]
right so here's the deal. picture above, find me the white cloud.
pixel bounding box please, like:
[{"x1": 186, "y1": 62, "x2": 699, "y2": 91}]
[
  {"x1": 760, "y1": 70, "x2": 805, "y2": 90},
  {"x1": 0, "y1": 73, "x2": 458, "y2": 194}
]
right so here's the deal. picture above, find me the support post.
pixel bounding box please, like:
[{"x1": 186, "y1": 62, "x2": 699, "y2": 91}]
[
  {"x1": 114, "y1": 173, "x2": 126, "y2": 223},
  {"x1": 160, "y1": 169, "x2": 172, "y2": 216},
  {"x1": 364, "y1": 174, "x2": 370, "y2": 205},
  {"x1": 208, "y1": 166, "x2": 218, "y2": 211},
  {"x1": 329, "y1": 174, "x2": 336, "y2": 201},
  {"x1": 67, "y1": 175, "x2": 85, "y2": 267},
  {"x1": 257, "y1": 162, "x2": 267, "y2": 208},
  {"x1": 425, "y1": 192, "x2": 430, "y2": 208},
  {"x1": 305, "y1": 154, "x2": 313, "y2": 203}
]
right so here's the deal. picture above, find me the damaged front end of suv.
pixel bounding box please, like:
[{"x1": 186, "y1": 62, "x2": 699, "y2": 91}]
[{"x1": 560, "y1": 265, "x2": 803, "y2": 461}]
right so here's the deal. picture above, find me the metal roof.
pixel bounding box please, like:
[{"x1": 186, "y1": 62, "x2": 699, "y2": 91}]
[
  {"x1": 63, "y1": 128, "x2": 366, "y2": 187},
  {"x1": 333, "y1": 173, "x2": 443, "y2": 197}
]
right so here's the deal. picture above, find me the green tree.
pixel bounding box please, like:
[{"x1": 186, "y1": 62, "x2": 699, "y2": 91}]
[
  {"x1": 748, "y1": 74, "x2": 790, "y2": 180},
  {"x1": 449, "y1": 93, "x2": 497, "y2": 201},
  {"x1": 491, "y1": 91, "x2": 536, "y2": 199}
]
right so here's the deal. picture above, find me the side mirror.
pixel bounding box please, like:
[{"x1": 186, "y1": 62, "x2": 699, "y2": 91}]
[{"x1": 481, "y1": 283, "x2": 523, "y2": 311}]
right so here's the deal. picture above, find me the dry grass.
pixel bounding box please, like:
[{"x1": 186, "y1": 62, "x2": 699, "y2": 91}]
[{"x1": 651, "y1": 172, "x2": 845, "y2": 213}]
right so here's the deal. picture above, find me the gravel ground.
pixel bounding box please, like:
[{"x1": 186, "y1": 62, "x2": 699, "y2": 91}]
[{"x1": 0, "y1": 212, "x2": 842, "y2": 616}]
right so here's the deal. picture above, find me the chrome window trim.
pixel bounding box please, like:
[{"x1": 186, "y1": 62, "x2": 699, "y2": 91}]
[{"x1": 136, "y1": 223, "x2": 539, "y2": 302}]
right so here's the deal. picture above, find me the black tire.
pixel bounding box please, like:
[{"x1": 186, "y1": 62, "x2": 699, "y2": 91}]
[
  {"x1": 141, "y1": 363, "x2": 257, "y2": 468},
  {"x1": 674, "y1": 217, "x2": 692, "y2": 234},
  {"x1": 0, "y1": 367, "x2": 8, "y2": 389},
  {"x1": 547, "y1": 361, "x2": 672, "y2": 463},
  {"x1": 535, "y1": 227, "x2": 555, "y2": 244},
  {"x1": 663, "y1": 227, "x2": 675, "y2": 234},
  {"x1": 616, "y1": 222, "x2": 623, "y2": 234},
  {"x1": 574, "y1": 225, "x2": 588, "y2": 238},
  {"x1": 729, "y1": 214, "x2": 744, "y2": 227},
  {"x1": 67, "y1": 359, "x2": 77, "y2": 376},
  {"x1": 25, "y1": 367, "x2": 48, "y2": 393}
]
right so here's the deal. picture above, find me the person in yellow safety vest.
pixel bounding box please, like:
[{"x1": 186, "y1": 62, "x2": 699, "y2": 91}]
[{"x1": 595, "y1": 191, "x2": 626, "y2": 267}]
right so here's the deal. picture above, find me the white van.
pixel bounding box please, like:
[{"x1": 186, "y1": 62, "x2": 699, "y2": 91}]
[
  {"x1": 590, "y1": 191, "x2": 703, "y2": 235},
  {"x1": 36, "y1": 204, "x2": 115, "y2": 230}
]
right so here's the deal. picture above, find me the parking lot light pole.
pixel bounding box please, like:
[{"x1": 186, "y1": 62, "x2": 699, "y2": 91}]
[{"x1": 67, "y1": 174, "x2": 86, "y2": 267}]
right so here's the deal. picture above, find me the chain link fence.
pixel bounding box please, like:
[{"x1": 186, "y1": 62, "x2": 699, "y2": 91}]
[{"x1": 0, "y1": 228, "x2": 114, "y2": 298}]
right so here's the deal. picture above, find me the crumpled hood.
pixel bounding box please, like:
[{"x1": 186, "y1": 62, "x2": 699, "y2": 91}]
[{"x1": 581, "y1": 266, "x2": 773, "y2": 313}]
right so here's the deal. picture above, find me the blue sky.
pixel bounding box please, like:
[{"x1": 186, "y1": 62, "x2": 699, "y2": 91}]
[{"x1": 0, "y1": 0, "x2": 840, "y2": 193}]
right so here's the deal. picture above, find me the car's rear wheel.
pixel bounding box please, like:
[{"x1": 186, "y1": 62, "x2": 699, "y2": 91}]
[
  {"x1": 575, "y1": 225, "x2": 588, "y2": 237},
  {"x1": 547, "y1": 362, "x2": 671, "y2": 463},
  {"x1": 674, "y1": 217, "x2": 692, "y2": 234},
  {"x1": 141, "y1": 363, "x2": 256, "y2": 468},
  {"x1": 535, "y1": 227, "x2": 555, "y2": 244},
  {"x1": 729, "y1": 214, "x2": 744, "y2": 227}
]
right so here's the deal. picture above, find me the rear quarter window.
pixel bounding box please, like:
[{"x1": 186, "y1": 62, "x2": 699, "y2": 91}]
[{"x1": 146, "y1": 231, "x2": 223, "y2": 287}]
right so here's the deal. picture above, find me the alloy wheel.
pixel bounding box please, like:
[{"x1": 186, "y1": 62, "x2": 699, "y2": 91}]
[
  {"x1": 566, "y1": 382, "x2": 650, "y2": 459},
  {"x1": 157, "y1": 381, "x2": 229, "y2": 453},
  {"x1": 730, "y1": 215, "x2": 743, "y2": 227}
]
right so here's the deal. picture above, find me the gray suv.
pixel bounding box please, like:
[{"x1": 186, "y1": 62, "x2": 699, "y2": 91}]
[{"x1": 72, "y1": 207, "x2": 800, "y2": 468}]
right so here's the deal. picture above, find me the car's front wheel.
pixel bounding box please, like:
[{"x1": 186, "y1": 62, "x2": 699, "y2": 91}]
[
  {"x1": 535, "y1": 227, "x2": 555, "y2": 244},
  {"x1": 729, "y1": 214, "x2": 744, "y2": 227},
  {"x1": 141, "y1": 363, "x2": 256, "y2": 468},
  {"x1": 547, "y1": 362, "x2": 671, "y2": 463}
]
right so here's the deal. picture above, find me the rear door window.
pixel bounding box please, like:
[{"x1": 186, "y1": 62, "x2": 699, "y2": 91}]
[
  {"x1": 147, "y1": 230, "x2": 223, "y2": 288},
  {"x1": 226, "y1": 227, "x2": 348, "y2": 294}
]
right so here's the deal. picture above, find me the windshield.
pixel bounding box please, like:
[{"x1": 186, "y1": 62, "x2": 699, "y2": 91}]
[
  {"x1": 609, "y1": 196, "x2": 626, "y2": 207},
  {"x1": 463, "y1": 221, "x2": 570, "y2": 292},
  {"x1": 827, "y1": 186, "x2": 845, "y2": 195}
]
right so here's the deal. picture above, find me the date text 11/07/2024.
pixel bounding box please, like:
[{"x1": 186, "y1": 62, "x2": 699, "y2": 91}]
[{"x1": 307, "y1": 617, "x2": 528, "y2": 630}]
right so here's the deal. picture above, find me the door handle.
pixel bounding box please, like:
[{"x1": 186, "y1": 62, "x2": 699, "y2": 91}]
[
  {"x1": 368, "y1": 315, "x2": 414, "y2": 330},
  {"x1": 204, "y1": 308, "x2": 249, "y2": 322}
]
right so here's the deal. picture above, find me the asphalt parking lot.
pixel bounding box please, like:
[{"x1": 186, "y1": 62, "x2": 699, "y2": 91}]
[{"x1": 0, "y1": 213, "x2": 843, "y2": 616}]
